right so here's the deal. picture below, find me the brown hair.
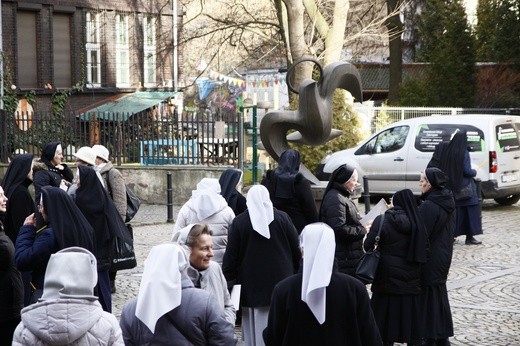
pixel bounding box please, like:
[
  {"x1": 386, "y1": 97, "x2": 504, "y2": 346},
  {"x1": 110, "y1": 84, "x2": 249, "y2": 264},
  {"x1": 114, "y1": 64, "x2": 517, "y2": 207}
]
[{"x1": 185, "y1": 224, "x2": 213, "y2": 248}]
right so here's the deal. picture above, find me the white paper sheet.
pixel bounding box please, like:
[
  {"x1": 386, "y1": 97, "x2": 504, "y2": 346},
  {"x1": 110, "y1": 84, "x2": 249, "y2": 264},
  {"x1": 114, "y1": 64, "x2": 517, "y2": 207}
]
[
  {"x1": 230, "y1": 284, "x2": 241, "y2": 311},
  {"x1": 360, "y1": 198, "x2": 389, "y2": 228}
]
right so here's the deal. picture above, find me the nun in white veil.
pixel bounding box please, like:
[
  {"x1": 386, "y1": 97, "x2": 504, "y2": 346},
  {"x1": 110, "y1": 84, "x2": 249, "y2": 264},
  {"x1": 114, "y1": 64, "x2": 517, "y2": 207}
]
[
  {"x1": 263, "y1": 223, "x2": 382, "y2": 345},
  {"x1": 119, "y1": 243, "x2": 235, "y2": 345},
  {"x1": 222, "y1": 185, "x2": 301, "y2": 346}
]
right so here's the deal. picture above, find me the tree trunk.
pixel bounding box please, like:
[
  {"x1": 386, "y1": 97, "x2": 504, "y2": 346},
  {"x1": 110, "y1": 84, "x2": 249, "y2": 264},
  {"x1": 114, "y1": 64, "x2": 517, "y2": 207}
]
[{"x1": 386, "y1": 0, "x2": 403, "y2": 105}]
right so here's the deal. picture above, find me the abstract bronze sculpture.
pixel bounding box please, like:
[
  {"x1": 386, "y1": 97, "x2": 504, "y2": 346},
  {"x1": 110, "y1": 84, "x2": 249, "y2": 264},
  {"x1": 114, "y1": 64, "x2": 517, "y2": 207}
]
[{"x1": 260, "y1": 58, "x2": 363, "y2": 183}]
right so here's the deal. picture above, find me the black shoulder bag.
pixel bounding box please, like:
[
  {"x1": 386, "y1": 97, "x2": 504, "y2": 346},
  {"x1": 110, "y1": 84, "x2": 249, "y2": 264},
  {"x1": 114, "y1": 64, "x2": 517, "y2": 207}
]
[{"x1": 355, "y1": 214, "x2": 385, "y2": 285}]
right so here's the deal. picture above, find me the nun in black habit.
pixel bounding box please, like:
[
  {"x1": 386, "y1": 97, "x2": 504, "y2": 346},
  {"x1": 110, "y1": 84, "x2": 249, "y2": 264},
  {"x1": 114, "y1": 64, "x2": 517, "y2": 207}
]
[
  {"x1": 261, "y1": 149, "x2": 318, "y2": 233},
  {"x1": 1, "y1": 153, "x2": 36, "y2": 306},
  {"x1": 1, "y1": 153, "x2": 35, "y2": 243},
  {"x1": 418, "y1": 167, "x2": 456, "y2": 345},
  {"x1": 219, "y1": 168, "x2": 247, "y2": 216},
  {"x1": 366, "y1": 188, "x2": 428, "y2": 345},
  {"x1": 75, "y1": 165, "x2": 120, "y2": 313},
  {"x1": 15, "y1": 186, "x2": 94, "y2": 304},
  {"x1": 319, "y1": 164, "x2": 367, "y2": 276}
]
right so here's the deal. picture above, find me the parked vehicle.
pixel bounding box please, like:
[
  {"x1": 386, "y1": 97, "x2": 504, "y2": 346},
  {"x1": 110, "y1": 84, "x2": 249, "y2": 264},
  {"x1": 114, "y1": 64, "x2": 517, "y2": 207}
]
[{"x1": 316, "y1": 115, "x2": 520, "y2": 205}]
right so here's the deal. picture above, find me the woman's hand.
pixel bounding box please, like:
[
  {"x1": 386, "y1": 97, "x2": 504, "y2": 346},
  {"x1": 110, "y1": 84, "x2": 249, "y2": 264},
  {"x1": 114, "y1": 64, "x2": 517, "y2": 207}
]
[{"x1": 23, "y1": 213, "x2": 36, "y2": 226}]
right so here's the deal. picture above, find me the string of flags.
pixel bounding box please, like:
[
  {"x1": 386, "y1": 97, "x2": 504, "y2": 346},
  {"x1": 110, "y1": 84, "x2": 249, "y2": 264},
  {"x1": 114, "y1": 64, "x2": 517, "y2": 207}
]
[{"x1": 207, "y1": 70, "x2": 287, "y2": 89}]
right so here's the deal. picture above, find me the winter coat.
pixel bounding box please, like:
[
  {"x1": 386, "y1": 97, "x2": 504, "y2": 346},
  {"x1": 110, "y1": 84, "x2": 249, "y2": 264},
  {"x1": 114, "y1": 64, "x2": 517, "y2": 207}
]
[
  {"x1": 187, "y1": 261, "x2": 236, "y2": 325},
  {"x1": 320, "y1": 187, "x2": 366, "y2": 276},
  {"x1": 98, "y1": 162, "x2": 127, "y2": 222},
  {"x1": 119, "y1": 277, "x2": 235, "y2": 345},
  {"x1": 0, "y1": 229, "x2": 24, "y2": 323},
  {"x1": 222, "y1": 209, "x2": 301, "y2": 307},
  {"x1": 419, "y1": 188, "x2": 456, "y2": 286},
  {"x1": 173, "y1": 199, "x2": 235, "y2": 264},
  {"x1": 261, "y1": 171, "x2": 318, "y2": 234},
  {"x1": 364, "y1": 209, "x2": 422, "y2": 295},
  {"x1": 33, "y1": 161, "x2": 73, "y2": 205},
  {"x1": 2, "y1": 179, "x2": 35, "y2": 243},
  {"x1": 15, "y1": 225, "x2": 58, "y2": 292},
  {"x1": 263, "y1": 270, "x2": 382, "y2": 346},
  {"x1": 12, "y1": 299, "x2": 123, "y2": 345}
]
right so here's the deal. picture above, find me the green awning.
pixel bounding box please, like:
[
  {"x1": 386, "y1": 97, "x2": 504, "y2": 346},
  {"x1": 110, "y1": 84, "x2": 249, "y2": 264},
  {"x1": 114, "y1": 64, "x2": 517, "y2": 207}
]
[{"x1": 79, "y1": 91, "x2": 177, "y2": 121}]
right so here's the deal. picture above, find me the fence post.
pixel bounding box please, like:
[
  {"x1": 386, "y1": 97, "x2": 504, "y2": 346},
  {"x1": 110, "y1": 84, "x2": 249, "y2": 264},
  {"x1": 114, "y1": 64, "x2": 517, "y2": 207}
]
[
  {"x1": 363, "y1": 176, "x2": 371, "y2": 214},
  {"x1": 166, "y1": 171, "x2": 174, "y2": 223}
]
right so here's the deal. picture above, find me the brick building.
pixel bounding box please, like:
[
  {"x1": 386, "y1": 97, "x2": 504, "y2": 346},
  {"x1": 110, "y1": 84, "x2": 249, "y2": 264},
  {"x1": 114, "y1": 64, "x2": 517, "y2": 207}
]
[{"x1": 1, "y1": 0, "x2": 181, "y2": 112}]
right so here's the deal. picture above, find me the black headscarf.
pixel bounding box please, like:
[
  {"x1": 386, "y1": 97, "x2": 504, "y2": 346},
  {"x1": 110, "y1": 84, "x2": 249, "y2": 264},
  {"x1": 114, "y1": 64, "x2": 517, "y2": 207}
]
[
  {"x1": 425, "y1": 167, "x2": 449, "y2": 190},
  {"x1": 427, "y1": 142, "x2": 449, "y2": 169},
  {"x1": 440, "y1": 131, "x2": 467, "y2": 191},
  {"x1": 75, "y1": 166, "x2": 117, "y2": 261},
  {"x1": 272, "y1": 149, "x2": 301, "y2": 198},
  {"x1": 41, "y1": 186, "x2": 94, "y2": 252},
  {"x1": 1, "y1": 153, "x2": 34, "y2": 200},
  {"x1": 319, "y1": 164, "x2": 356, "y2": 218},
  {"x1": 40, "y1": 141, "x2": 61, "y2": 166},
  {"x1": 219, "y1": 168, "x2": 243, "y2": 211},
  {"x1": 391, "y1": 189, "x2": 428, "y2": 263}
]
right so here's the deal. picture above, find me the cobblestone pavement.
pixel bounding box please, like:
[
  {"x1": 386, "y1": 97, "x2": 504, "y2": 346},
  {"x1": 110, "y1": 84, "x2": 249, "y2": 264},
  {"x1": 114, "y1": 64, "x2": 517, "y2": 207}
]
[{"x1": 112, "y1": 201, "x2": 520, "y2": 345}]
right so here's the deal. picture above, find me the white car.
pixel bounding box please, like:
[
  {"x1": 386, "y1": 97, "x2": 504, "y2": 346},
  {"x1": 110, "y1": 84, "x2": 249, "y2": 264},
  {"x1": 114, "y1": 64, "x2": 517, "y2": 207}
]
[{"x1": 315, "y1": 115, "x2": 520, "y2": 205}]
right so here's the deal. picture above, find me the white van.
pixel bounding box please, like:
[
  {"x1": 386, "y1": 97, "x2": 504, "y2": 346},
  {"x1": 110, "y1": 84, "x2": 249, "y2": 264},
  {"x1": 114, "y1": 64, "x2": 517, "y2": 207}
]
[{"x1": 315, "y1": 115, "x2": 520, "y2": 205}]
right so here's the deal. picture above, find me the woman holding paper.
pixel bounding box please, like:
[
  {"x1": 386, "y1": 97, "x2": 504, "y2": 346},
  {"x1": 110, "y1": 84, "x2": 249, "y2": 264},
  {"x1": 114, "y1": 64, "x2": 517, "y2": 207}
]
[{"x1": 319, "y1": 164, "x2": 367, "y2": 277}]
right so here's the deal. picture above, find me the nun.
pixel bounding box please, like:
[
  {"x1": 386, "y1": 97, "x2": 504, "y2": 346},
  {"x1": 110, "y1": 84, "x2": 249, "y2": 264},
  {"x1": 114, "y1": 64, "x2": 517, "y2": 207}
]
[
  {"x1": 173, "y1": 178, "x2": 235, "y2": 264},
  {"x1": 75, "y1": 165, "x2": 120, "y2": 312},
  {"x1": 219, "y1": 168, "x2": 247, "y2": 216},
  {"x1": 15, "y1": 186, "x2": 95, "y2": 304},
  {"x1": 0, "y1": 153, "x2": 35, "y2": 243},
  {"x1": 119, "y1": 243, "x2": 235, "y2": 345},
  {"x1": 263, "y1": 223, "x2": 382, "y2": 345},
  {"x1": 222, "y1": 185, "x2": 301, "y2": 346},
  {"x1": 261, "y1": 148, "x2": 318, "y2": 233},
  {"x1": 319, "y1": 164, "x2": 368, "y2": 276}
]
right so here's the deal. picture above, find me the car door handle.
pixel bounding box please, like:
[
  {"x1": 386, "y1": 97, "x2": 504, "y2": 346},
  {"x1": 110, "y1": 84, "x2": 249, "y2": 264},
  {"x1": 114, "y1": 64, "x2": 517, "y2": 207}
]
[
  {"x1": 514, "y1": 156, "x2": 520, "y2": 160},
  {"x1": 394, "y1": 157, "x2": 404, "y2": 162}
]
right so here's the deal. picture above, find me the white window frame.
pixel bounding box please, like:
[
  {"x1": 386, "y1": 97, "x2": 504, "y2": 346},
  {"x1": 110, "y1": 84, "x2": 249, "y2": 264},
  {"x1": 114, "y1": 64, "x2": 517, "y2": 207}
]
[
  {"x1": 143, "y1": 16, "x2": 156, "y2": 87},
  {"x1": 116, "y1": 14, "x2": 130, "y2": 87},
  {"x1": 86, "y1": 12, "x2": 101, "y2": 87}
]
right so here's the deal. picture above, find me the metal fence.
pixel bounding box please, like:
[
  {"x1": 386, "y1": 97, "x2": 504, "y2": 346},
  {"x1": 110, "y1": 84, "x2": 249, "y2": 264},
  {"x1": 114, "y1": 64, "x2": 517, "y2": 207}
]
[
  {"x1": 364, "y1": 106, "x2": 520, "y2": 133},
  {"x1": 0, "y1": 107, "x2": 241, "y2": 166}
]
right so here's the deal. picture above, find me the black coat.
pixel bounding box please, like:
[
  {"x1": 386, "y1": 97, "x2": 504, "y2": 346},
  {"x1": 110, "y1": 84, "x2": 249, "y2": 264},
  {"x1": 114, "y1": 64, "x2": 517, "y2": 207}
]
[
  {"x1": 263, "y1": 271, "x2": 382, "y2": 346},
  {"x1": 0, "y1": 228, "x2": 23, "y2": 323},
  {"x1": 419, "y1": 188, "x2": 456, "y2": 285},
  {"x1": 365, "y1": 209, "x2": 422, "y2": 295},
  {"x1": 320, "y1": 187, "x2": 366, "y2": 275},
  {"x1": 222, "y1": 208, "x2": 301, "y2": 307},
  {"x1": 33, "y1": 162, "x2": 73, "y2": 207},
  {"x1": 3, "y1": 180, "x2": 35, "y2": 243},
  {"x1": 262, "y1": 171, "x2": 318, "y2": 233}
]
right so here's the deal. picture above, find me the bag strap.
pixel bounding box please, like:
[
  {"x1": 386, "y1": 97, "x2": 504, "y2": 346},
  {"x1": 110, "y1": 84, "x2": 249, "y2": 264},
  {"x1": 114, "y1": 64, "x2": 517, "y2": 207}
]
[
  {"x1": 373, "y1": 214, "x2": 385, "y2": 249},
  {"x1": 164, "y1": 312, "x2": 196, "y2": 344}
]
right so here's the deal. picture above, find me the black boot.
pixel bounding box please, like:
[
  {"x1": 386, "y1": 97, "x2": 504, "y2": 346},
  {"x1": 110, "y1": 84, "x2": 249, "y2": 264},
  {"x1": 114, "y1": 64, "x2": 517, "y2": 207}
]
[{"x1": 465, "y1": 236, "x2": 482, "y2": 245}]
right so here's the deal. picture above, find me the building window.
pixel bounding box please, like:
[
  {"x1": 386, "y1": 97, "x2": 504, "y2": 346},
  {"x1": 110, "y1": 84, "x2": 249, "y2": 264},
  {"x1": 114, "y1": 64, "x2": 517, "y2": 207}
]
[
  {"x1": 143, "y1": 16, "x2": 156, "y2": 87},
  {"x1": 53, "y1": 14, "x2": 72, "y2": 88},
  {"x1": 116, "y1": 14, "x2": 130, "y2": 87},
  {"x1": 86, "y1": 12, "x2": 101, "y2": 87},
  {"x1": 17, "y1": 12, "x2": 38, "y2": 89}
]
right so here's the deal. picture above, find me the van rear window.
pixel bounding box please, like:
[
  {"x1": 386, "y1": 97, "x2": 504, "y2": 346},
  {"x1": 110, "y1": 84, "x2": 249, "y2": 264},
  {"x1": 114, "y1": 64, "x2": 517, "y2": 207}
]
[
  {"x1": 414, "y1": 124, "x2": 484, "y2": 152},
  {"x1": 496, "y1": 124, "x2": 520, "y2": 152}
]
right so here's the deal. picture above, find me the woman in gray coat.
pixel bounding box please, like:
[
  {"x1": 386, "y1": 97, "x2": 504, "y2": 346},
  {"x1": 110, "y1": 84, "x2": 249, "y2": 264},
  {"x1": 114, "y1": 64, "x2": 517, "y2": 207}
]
[{"x1": 120, "y1": 243, "x2": 235, "y2": 345}]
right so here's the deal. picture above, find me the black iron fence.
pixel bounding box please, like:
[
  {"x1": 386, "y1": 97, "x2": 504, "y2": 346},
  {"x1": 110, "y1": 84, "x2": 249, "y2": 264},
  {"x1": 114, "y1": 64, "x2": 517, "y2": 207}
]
[{"x1": 0, "y1": 108, "x2": 241, "y2": 166}]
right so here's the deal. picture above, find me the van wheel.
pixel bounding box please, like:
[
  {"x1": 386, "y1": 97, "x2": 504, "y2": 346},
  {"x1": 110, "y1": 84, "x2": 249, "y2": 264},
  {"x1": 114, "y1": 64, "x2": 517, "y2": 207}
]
[{"x1": 494, "y1": 194, "x2": 520, "y2": 205}]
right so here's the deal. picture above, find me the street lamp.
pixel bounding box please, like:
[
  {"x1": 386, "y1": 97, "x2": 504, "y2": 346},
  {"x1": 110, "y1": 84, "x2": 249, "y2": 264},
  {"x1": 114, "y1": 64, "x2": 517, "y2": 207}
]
[{"x1": 240, "y1": 98, "x2": 258, "y2": 184}]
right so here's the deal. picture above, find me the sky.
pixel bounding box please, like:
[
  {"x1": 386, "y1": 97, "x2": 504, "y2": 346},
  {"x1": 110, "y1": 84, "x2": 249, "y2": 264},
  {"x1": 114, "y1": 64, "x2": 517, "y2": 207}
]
[{"x1": 464, "y1": 0, "x2": 478, "y2": 25}]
